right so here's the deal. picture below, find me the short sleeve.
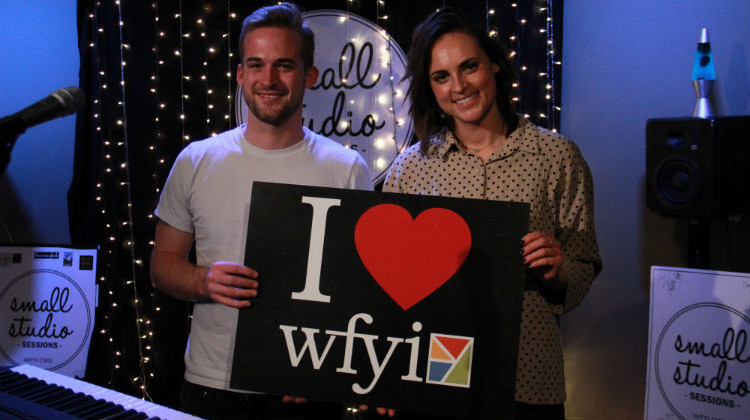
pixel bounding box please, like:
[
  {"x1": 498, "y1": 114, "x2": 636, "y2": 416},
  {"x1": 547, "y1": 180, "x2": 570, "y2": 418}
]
[{"x1": 154, "y1": 148, "x2": 195, "y2": 234}]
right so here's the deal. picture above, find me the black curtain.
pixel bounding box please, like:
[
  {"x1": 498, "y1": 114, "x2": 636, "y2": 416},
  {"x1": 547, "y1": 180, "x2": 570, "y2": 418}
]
[{"x1": 70, "y1": 0, "x2": 562, "y2": 408}]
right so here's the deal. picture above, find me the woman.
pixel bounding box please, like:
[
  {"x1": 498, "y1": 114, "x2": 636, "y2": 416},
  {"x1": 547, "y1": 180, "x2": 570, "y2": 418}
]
[{"x1": 383, "y1": 7, "x2": 602, "y2": 419}]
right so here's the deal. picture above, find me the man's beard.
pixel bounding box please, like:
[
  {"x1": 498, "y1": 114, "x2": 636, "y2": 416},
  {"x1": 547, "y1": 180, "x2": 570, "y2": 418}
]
[{"x1": 244, "y1": 90, "x2": 302, "y2": 127}]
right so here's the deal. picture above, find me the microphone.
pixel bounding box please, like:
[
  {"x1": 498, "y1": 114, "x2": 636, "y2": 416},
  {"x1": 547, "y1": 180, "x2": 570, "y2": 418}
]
[{"x1": 0, "y1": 86, "x2": 86, "y2": 137}]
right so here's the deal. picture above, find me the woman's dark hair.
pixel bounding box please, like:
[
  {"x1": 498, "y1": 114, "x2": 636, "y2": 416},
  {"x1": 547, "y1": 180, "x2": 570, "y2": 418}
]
[
  {"x1": 404, "y1": 7, "x2": 518, "y2": 154},
  {"x1": 238, "y1": 2, "x2": 315, "y2": 70}
]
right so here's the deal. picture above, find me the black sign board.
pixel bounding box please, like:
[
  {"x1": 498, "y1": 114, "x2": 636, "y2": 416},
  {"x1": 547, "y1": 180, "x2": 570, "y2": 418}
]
[{"x1": 231, "y1": 182, "x2": 529, "y2": 419}]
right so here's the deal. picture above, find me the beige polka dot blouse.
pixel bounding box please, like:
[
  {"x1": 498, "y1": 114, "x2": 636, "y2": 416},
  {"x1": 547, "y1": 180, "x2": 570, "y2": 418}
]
[{"x1": 382, "y1": 116, "x2": 602, "y2": 404}]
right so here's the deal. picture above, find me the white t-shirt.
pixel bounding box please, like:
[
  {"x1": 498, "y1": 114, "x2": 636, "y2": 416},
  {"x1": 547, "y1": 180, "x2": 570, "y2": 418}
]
[{"x1": 155, "y1": 125, "x2": 372, "y2": 390}]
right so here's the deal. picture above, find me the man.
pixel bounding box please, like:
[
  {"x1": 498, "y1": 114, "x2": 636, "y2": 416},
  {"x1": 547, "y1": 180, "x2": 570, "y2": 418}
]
[{"x1": 150, "y1": 3, "x2": 372, "y2": 419}]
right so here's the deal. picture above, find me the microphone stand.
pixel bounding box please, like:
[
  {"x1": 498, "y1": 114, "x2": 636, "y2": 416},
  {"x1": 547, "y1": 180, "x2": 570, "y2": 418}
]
[
  {"x1": 687, "y1": 218, "x2": 710, "y2": 269},
  {"x1": 1, "y1": 133, "x2": 20, "y2": 177},
  {"x1": 0, "y1": 116, "x2": 26, "y2": 177}
]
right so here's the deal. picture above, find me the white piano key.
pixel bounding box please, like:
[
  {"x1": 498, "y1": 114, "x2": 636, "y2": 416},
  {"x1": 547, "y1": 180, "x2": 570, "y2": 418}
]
[{"x1": 9, "y1": 364, "x2": 203, "y2": 420}]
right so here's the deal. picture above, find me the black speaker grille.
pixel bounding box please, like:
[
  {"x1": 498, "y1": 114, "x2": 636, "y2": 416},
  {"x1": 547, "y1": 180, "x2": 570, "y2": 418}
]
[
  {"x1": 646, "y1": 116, "x2": 750, "y2": 219},
  {"x1": 652, "y1": 157, "x2": 701, "y2": 209}
]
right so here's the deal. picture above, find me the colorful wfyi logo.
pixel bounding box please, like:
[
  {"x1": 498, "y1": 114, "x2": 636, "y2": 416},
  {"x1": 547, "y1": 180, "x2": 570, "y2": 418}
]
[{"x1": 426, "y1": 333, "x2": 473, "y2": 388}]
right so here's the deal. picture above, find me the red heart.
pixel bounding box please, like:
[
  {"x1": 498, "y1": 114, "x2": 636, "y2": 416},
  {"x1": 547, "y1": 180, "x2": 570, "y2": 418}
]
[{"x1": 354, "y1": 204, "x2": 472, "y2": 310}]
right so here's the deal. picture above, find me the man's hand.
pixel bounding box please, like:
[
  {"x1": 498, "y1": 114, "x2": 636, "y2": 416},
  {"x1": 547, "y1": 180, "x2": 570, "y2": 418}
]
[
  {"x1": 202, "y1": 261, "x2": 259, "y2": 308},
  {"x1": 359, "y1": 404, "x2": 396, "y2": 417}
]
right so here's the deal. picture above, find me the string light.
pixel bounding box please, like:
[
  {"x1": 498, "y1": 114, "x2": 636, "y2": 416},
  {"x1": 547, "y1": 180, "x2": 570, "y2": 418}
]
[
  {"x1": 488, "y1": 0, "x2": 560, "y2": 131},
  {"x1": 543, "y1": 0, "x2": 560, "y2": 131},
  {"x1": 114, "y1": 0, "x2": 155, "y2": 398}
]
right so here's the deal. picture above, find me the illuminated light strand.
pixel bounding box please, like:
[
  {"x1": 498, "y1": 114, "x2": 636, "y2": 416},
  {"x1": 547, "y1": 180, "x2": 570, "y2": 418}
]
[
  {"x1": 149, "y1": 0, "x2": 162, "y2": 231},
  {"x1": 88, "y1": 0, "x2": 157, "y2": 399},
  {"x1": 343, "y1": 0, "x2": 353, "y2": 131},
  {"x1": 543, "y1": 0, "x2": 559, "y2": 131},
  {"x1": 200, "y1": 2, "x2": 211, "y2": 126},
  {"x1": 485, "y1": 1, "x2": 499, "y2": 40},
  {"x1": 146, "y1": 0, "x2": 165, "y2": 394},
  {"x1": 223, "y1": 3, "x2": 236, "y2": 124},
  {"x1": 339, "y1": 0, "x2": 403, "y2": 175},
  {"x1": 225, "y1": 0, "x2": 234, "y2": 131},
  {"x1": 89, "y1": 2, "x2": 121, "y2": 389},
  {"x1": 508, "y1": 2, "x2": 522, "y2": 105},
  {"x1": 178, "y1": 0, "x2": 187, "y2": 142},
  {"x1": 377, "y1": 0, "x2": 402, "y2": 165},
  {"x1": 492, "y1": 0, "x2": 560, "y2": 130},
  {"x1": 114, "y1": 0, "x2": 154, "y2": 401}
]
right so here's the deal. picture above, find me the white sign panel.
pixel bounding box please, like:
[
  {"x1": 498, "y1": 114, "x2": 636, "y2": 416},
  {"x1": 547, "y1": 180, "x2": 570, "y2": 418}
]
[
  {"x1": 645, "y1": 266, "x2": 750, "y2": 420},
  {"x1": 236, "y1": 10, "x2": 413, "y2": 184},
  {"x1": 0, "y1": 246, "x2": 97, "y2": 378}
]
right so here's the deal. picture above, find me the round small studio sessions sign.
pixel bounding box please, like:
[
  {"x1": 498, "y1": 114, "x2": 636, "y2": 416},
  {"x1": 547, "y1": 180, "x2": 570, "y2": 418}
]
[
  {"x1": 236, "y1": 10, "x2": 413, "y2": 184},
  {"x1": 0, "y1": 269, "x2": 93, "y2": 371},
  {"x1": 655, "y1": 302, "x2": 750, "y2": 419}
]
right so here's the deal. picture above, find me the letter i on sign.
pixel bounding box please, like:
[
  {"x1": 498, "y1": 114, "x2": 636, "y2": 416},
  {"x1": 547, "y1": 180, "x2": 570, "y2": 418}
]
[{"x1": 292, "y1": 196, "x2": 341, "y2": 303}]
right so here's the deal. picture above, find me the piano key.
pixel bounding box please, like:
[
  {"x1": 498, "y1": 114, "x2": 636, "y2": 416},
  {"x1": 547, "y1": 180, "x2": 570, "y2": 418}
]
[
  {"x1": 57, "y1": 395, "x2": 98, "y2": 412},
  {"x1": 33, "y1": 386, "x2": 75, "y2": 404},
  {"x1": 104, "y1": 409, "x2": 150, "y2": 420},
  {"x1": 0, "y1": 390, "x2": 80, "y2": 420},
  {"x1": 72, "y1": 398, "x2": 120, "y2": 417},
  {"x1": 67, "y1": 398, "x2": 110, "y2": 416},
  {"x1": 13, "y1": 380, "x2": 50, "y2": 398},
  {"x1": 4, "y1": 365, "x2": 202, "y2": 420},
  {"x1": 19, "y1": 382, "x2": 60, "y2": 401},
  {"x1": 73, "y1": 401, "x2": 123, "y2": 419},
  {"x1": 27, "y1": 384, "x2": 71, "y2": 403},
  {"x1": 47, "y1": 391, "x2": 90, "y2": 409},
  {"x1": 0, "y1": 370, "x2": 16, "y2": 381},
  {"x1": 1, "y1": 377, "x2": 39, "y2": 394},
  {"x1": 0, "y1": 376, "x2": 35, "y2": 391}
]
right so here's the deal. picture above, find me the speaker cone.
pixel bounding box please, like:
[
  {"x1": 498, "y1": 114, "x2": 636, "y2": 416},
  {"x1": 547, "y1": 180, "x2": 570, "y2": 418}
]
[{"x1": 653, "y1": 157, "x2": 701, "y2": 209}]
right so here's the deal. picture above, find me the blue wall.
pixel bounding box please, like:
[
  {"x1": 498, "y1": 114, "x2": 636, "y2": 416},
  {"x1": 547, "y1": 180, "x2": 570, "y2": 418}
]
[
  {"x1": 0, "y1": 0, "x2": 79, "y2": 244},
  {"x1": 561, "y1": 1, "x2": 750, "y2": 418},
  {"x1": 1, "y1": 1, "x2": 749, "y2": 419}
]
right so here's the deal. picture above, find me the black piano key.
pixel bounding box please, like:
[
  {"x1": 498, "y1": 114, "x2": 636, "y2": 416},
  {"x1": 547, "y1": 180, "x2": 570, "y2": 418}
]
[
  {"x1": 47, "y1": 391, "x2": 89, "y2": 409},
  {"x1": 19, "y1": 381, "x2": 60, "y2": 401},
  {"x1": 65, "y1": 398, "x2": 115, "y2": 418},
  {"x1": 103, "y1": 408, "x2": 150, "y2": 420},
  {"x1": 4, "y1": 374, "x2": 152, "y2": 420},
  {"x1": 0, "y1": 369, "x2": 20, "y2": 380},
  {"x1": 27, "y1": 384, "x2": 71, "y2": 403},
  {"x1": 13, "y1": 380, "x2": 50, "y2": 398},
  {"x1": 66, "y1": 397, "x2": 113, "y2": 415},
  {"x1": 79, "y1": 403, "x2": 126, "y2": 420},
  {"x1": 0, "y1": 370, "x2": 28, "y2": 382},
  {"x1": 0, "y1": 375, "x2": 34, "y2": 391},
  {"x1": 2, "y1": 377, "x2": 40, "y2": 394},
  {"x1": 0, "y1": 390, "x2": 80, "y2": 420},
  {"x1": 0, "y1": 371, "x2": 20, "y2": 386},
  {"x1": 55, "y1": 393, "x2": 95, "y2": 411},
  {"x1": 2, "y1": 367, "x2": 191, "y2": 420},
  {"x1": 36, "y1": 387, "x2": 76, "y2": 405}
]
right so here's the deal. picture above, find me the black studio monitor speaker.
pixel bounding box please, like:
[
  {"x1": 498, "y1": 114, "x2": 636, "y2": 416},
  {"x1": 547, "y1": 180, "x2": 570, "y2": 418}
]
[{"x1": 646, "y1": 116, "x2": 750, "y2": 219}]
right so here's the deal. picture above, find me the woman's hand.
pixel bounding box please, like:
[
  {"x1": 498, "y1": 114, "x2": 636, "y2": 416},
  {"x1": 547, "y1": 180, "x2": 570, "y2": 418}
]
[{"x1": 521, "y1": 231, "x2": 567, "y2": 288}]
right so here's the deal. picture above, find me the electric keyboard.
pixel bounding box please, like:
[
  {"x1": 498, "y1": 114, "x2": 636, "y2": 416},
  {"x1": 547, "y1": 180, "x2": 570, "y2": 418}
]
[{"x1": 0, "y1": 364, "x2": 203, "y2": 419}]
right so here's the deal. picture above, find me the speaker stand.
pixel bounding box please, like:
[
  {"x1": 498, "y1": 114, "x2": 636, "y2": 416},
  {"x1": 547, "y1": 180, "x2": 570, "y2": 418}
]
[{"x1": 688, "y1": 219, "x2": 710, "y2": 269}]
